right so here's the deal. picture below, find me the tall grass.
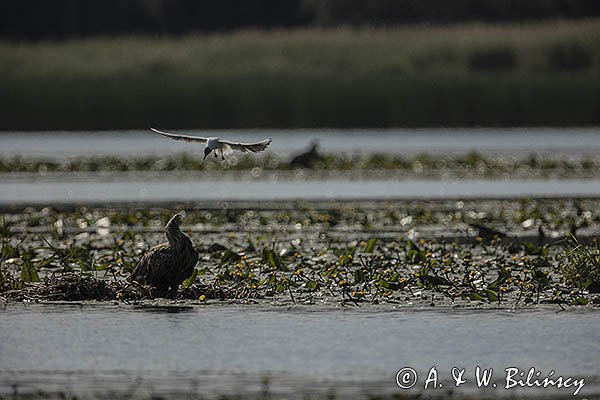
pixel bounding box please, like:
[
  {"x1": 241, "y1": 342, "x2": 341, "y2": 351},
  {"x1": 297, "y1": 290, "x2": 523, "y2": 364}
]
[
  {"x1": 1, "y1": 20, "x2": 599, "y2": 129},
  {"x1": 560, "y1": 235, "x2": 600, "y2": 293}
]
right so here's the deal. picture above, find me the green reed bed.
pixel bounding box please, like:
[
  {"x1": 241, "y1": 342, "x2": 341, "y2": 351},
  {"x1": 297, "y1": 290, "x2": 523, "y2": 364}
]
[
  {"x1": 1, "y1": 199, "x2": 599, "y2": 305},
  {"x1": 1, "y1": 20, "x2": 599, "y2": 130},
  {"x1": 1, "y1": 151, "x2": 599, "y2": 179}
]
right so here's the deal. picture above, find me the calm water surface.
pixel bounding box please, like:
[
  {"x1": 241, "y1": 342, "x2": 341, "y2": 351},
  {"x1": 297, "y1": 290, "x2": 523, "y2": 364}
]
[
  {"x1": 1, "y1": 128, "x2": 599, "y2": 159},
  {"x1": 1, "y1": 304, "x2": 599, "y2": 398},
  {"x1": 1, "y1": 176, "x2": 599, "y2": 204}
]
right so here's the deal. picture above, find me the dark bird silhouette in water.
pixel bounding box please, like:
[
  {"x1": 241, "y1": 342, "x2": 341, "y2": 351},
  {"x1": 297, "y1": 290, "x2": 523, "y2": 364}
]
[
  {"x1": 289, "y1": 140, "x2": 324, "y2": 168},
  {"x1": 128, "y1": 213, "x2": 198, "y2": 297}
]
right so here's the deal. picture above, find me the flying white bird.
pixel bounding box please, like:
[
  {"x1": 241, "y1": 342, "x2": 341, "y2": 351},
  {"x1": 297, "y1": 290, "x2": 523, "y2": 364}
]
[{"x1": 150, "y1": 128, "x2": 272, "y2": 160}]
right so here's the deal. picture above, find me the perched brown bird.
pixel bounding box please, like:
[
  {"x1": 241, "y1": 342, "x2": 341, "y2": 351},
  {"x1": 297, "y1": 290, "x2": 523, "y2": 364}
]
[
  {"x1": 128, "y1": 213, "x2": 198, "y2": 297},
  {"x1": 289, "y1": 140, "x2": 323, "y2": 169}
]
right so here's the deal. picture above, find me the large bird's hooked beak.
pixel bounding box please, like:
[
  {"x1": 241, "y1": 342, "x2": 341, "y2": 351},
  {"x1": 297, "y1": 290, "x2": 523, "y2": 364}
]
[{"x1": 203, "y1": 148, "x2": 212, "y2": 160}]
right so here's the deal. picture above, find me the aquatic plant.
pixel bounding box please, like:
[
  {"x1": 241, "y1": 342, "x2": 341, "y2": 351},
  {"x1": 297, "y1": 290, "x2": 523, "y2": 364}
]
[
  {"x1": 559, "y1": 235, "x2": 600, "y2": 293},
  {"x1": 0, "y1": 217, "x2": 24, "y2": 291},
  {"x1": 1, "y1": 200, "x2": 598, "y2": 306}
]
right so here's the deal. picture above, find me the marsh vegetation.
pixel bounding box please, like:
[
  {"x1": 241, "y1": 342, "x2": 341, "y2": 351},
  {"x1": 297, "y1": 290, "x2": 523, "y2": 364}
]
[
  {"x1": 2, "y1": 199, "x2": 599, "y2": 307},
  {"x1": 2, "y1": 150, "x2": 599, "y2": 180}
]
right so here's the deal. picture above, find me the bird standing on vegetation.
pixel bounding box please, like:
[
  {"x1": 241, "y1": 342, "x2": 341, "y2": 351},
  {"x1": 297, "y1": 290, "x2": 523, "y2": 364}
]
[
  {"x1": 289, "y1": 139, "x2": 324, "y2": 168},
  {"x1": 150, "y1": 128, "x2": 272, "y2": 160},
  {"x1": 128, "y1": 213, "x2": 198, "y2": 297}
]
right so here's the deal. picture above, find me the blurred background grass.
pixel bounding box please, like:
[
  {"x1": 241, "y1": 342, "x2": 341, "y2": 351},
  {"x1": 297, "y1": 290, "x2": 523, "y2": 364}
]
[{"x1": 1, "y1": 18, "x2": 599, "y2": 129}]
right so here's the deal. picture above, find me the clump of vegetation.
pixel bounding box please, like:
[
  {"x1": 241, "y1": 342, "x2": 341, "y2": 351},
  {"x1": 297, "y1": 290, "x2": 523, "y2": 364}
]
[
  {"x1": 1, "y1": 272, "x2": 229, "y2": 302},
  {"x1": 467, "y1": 44, "x2": 517, "y2": 71},
  {"x1": 546, "y1": 40, "x2": 593, "y2": 71},
  {"x1": 560, "y1": 235, "x2": 600, "y2": 293},
  {"x1": 1, "y1": 217, "x2": 23, "y2": 292}
]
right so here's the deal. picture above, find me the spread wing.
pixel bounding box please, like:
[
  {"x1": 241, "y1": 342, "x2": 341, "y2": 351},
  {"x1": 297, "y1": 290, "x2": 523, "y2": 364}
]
[
  {"x1": 150, "y1": 128, "x2": 208, "y2": 144},
  {"x1": 220, "y1": 138, "x2": 272, "y2": 153}
]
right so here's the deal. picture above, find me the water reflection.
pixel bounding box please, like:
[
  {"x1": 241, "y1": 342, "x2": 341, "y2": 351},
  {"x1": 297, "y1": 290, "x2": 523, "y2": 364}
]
[{"x1": 132, "y1": 305, "x2": 195, "y2": 314}]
